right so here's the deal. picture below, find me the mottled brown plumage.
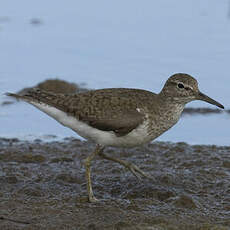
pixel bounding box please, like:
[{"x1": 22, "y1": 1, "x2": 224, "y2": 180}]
[
  {"x1": 8, "y1": 88, "x2": 157, "y2": 137},
  {"x1": 6, "y1": 73, "x2": 224, "y2": 202}
]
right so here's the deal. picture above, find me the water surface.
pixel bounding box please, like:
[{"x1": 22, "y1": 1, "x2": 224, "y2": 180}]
[{"x1": 0, "y1": 0, "x2": 229, "y2": 145}]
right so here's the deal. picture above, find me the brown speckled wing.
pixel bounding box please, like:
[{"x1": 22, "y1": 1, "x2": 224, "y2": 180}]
[{"x1": 7, "y1": 88, "x2": 147, "y2": 136}]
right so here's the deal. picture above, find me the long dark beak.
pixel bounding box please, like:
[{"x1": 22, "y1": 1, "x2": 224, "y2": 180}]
[{"x1": 198, "y1": 92, "x2": 224, "y2": 109}]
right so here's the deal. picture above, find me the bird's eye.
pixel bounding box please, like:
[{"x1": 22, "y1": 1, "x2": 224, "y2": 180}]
[{"x1": 177, "y1": 83, "x2": 184, "y2": 89}]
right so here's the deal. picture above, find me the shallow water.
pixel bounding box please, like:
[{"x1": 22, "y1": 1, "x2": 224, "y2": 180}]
[{"x1": 0, "y1": 0, "x2": 229, "y2": 145}]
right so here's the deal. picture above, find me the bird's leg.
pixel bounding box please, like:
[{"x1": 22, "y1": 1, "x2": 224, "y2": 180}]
[
  {"x1": 84, "y1": 144, "x2": 104, "y2": 202},
  {"x1": 98, "y1": 151, "x2": 151, "y2": 180}
]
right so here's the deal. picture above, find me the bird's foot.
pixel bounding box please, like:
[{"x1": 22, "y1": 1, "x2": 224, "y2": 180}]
[
  {"x1": 124, "y1": 162, "x2": 152, "y2": 181},
  {"x1": 88, "y1": 193, "x2": 99, "y2": 203},
  {"x1": 98, "y1": 151, "x2": 152, "y2": 181}
]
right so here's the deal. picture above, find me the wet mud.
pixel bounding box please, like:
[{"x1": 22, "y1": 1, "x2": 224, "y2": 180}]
[{"x1": 0, "y1": 138, "x2": 229, "y2": 229}]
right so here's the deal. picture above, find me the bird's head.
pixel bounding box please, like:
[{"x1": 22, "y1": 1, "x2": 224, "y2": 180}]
[{"x1": 160, "y1": 73, "x2": 224, "y2": 109}]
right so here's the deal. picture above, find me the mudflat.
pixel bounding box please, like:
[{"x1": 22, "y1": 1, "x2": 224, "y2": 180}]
[{"x1": 0, "y1": 137, "x2": 229, "y2": 230}]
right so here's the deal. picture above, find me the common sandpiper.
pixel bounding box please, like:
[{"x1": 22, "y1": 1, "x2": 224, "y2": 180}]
[{"x1": 6, "y1": 73, "x2": 224, "y2": 202}]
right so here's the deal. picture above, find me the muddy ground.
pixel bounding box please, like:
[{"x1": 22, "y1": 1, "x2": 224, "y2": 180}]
[{"x1": 0, "y1": 137, "x2": 229, "y2": 230}]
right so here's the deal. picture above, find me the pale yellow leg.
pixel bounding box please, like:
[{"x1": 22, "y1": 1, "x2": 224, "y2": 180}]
[
  {"x1": 98, "y1": 151, "x2": 151, "y2": 180},
  {"x1": 84, "y1": 144, "x2": 104, "y2": 202}
]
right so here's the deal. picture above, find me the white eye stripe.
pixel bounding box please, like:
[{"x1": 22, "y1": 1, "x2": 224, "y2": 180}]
[{"x1": 185, "y1": 86, "x2": 193, "y2": 90}]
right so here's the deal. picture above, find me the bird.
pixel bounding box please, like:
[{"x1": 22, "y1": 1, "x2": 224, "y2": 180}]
[{"x1": 6, "y1": 73, "x2": 224, "y2": 202}]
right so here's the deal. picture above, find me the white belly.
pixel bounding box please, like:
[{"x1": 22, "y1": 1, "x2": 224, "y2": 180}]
[{"x1": 29, "y1": 101, "x2": 152, "y2": 147}]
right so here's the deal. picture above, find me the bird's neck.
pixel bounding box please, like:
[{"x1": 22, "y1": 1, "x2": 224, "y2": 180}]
[{"x1": 156, "y1": 94, "x2": 186, "y2": 122}]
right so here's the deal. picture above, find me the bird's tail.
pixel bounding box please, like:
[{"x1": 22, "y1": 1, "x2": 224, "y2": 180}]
[
  {"x1": 7, "y1": 88, "x2": 59, "y2": 102},
  {"x1": 5, "y1": 92, "x2": 27, "y2": 100},
  {"x1": 6, "y1": 88, "x2": 71, "y2": 112}
]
